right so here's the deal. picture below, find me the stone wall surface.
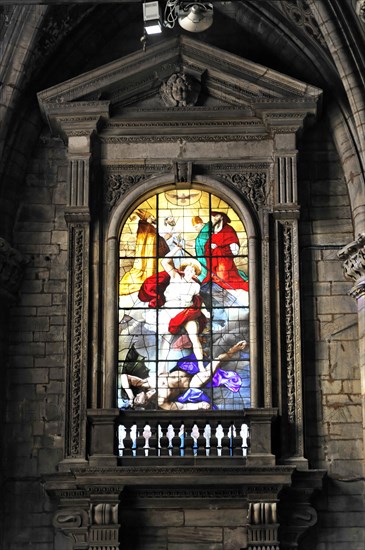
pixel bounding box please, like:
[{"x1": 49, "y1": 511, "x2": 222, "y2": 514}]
[
  {"x1": 299, "y1": 120, "x2": 365, "y2": 550},
  {"x1": 0, "y1": 119, "x2": 364, "y2": 549},
  {"x1": 1, "y1": 132, "x2": 67, "y2": 549}
]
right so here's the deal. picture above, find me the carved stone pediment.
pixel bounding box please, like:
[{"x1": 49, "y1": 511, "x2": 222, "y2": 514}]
[{"x1": 37, "y1": 35, "x2": 321, "y2": 140}]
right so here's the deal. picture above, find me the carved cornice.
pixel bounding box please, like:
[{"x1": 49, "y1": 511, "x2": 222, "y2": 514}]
[
  {"x1": 124, "y1": 487, "x2": 248, "y2": 500},
  {"x1": 0, "y1": 237, "x2": 27, "y2": 301},
  {"x1": 338, "y1": 233, "x2": 365, "y2": 299},
  {"x1": 70, "y1": 465, "x2": 295, "y2": 476},
  {"x1": 100, "y1": 134, "x2": 269, "y2": 143},
  {"x1": 104, "y1": 173, "x2": 146, "y2": 211}
]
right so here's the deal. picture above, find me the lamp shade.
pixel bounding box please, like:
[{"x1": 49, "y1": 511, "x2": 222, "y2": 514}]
[{"x1": 178, "y1": 3, "x2": 213, "y2": 32}]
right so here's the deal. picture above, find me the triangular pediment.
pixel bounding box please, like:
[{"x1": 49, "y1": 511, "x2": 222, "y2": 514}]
[{"x1": 38, "y1": 35, "x2": 321, "y2": 137}]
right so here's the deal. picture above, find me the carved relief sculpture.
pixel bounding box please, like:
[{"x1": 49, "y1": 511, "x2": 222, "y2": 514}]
[{"x1": 160, "y1": 72, "x2": 201, "y2": 107}]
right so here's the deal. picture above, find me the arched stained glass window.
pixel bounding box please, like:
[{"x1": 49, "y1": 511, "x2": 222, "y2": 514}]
[{"x1": 118, "y1": 188, "x2": 250, "y2": 411}]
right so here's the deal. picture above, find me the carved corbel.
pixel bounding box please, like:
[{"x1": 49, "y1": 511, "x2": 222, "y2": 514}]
[
  {"x1": 338, "y1": 233, "x2": 365, "y2": 299},
  {"x1": 174, "y1": 160, "x2": 192, "y2": 186},
  {"x1": 53, "y1": 505, "x2": 90, "y2": 549},
  {"x1": 0, "y1": 237, "x2": 27, "y2": 302},
  {"x1": 278, "y1": 469, "x2": 325, "y2": 549},
  {"x1": 89, "y1": 498, "x2": 120, "y2": 550},
  {"x1": 247, "y1": 501, "x2": 279, "y2": 550}
]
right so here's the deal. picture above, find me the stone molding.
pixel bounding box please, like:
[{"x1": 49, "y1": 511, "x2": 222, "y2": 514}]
[
  {"x1": 65, "y1": 223, "x2": 89, "y2": 459},
  {"x1": 339, "y1": 233, "x2": 365, "y2": 299},
  {"x1": 46, "y1": 467, "x2": 324, "y2": 550}
]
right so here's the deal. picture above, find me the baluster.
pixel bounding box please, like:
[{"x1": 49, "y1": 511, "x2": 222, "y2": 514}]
[
  {"x1": 191, "y1": 423, "x2": 200, "y2": 456},
  {"x1": 210, "y1": 423, "x2": 218, "y2": 456},
  {"x1": 204, "y1": 423, "x2": 211, "y2": 457},
  {"x1": 196, "y1": 422, "x2": 206, "y2": 456},
  {"x1": 184, "y1": 421, "x2": 194, "y2": 456},
  {"x1": 159, "y1": 424, "x2": 169, "y2": 456},
  {"x1": 216, "y1": 423, "x2": 224, "y2": 456},
  {"x1": 179, "y1": 423, "x2": 185, "y2": 456},
  {"x1": 221, "y1": 420, "x2": 231, "y2": 456},
  {"x1": 145, "y1": 425, "x2": 158, "y2": 456},
  {"x1": 240, "y1": 423, "x2": 249, "y2": 457},
  {"x1": 122, "y1": 423, "x2": 135, "y2": 457},
  {"x1": 135, "y1": 421, "x2": 145, "y2": 457},
  {"x1": 171, "y1": 422, "x2": 182, "y2": 456},
  {"x1": 232, "y1": 422, "x2": 243, "y2": 456},
  {"x1": 118, "y1": 424, "x2": 126, "y2": 457}
]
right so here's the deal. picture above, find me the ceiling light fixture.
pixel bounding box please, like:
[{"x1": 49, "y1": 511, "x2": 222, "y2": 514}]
[
  {"x1": 163, "y1": 1, "x2": 214, "y2": 32},
  {"x1": 143, "y1": 1, "x2": 162, "y2": 35},
  {"x1": 178, "y1": 3, "x2": 213, "y2": 32}
]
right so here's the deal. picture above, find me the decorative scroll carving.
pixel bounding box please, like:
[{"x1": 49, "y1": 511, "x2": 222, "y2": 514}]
[
  {"x1": 103, "y1": 164, "x2": 172, "y2": 210},
  {"x1": 283, "y1": 223, "x2": 295, "y2": 426},
  {"x1": 217, "y1": 172, "x2": 267, "y2": 211},
  {"x1": 247, "y1": 501, "x2": 279, "y2": 550},
  {"x1": 338, "y1": 233, "x2": 365, "y2": 299},
  {"x1": 100, "y1": 134, "x2": 268, "y2": 144},
  {"x1": 53, "y1": 508, "x2": 89, "y2": 548},
  {"x1": 66, "y1": 224, "x2": 87, "y2": 458},
  {"x1": 160, "y1": 72, "x2": 201, "y2": 107},
  {"x1": 52, "y1": 502, "x2": 120, "y2": 549},
  {"x1": 104, "y1": 174, "x2": 148, "y2": 210},
  {"x1": 53, "y1": 509, "x2": 88, "y2": 529},
  {"x1": 0, "y1": 238, "x2": 26, "y2": 300}
]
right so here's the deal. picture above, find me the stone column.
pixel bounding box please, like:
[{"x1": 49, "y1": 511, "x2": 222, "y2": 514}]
[
  {"x1": 274, "y1": 145, "x2": 307, "y2": 468},
  {"x1": 338, "y1": 234, "x2": 365, "y2": 473},
  {"x1": 62, "y1": 132, "x2": 94, "y2": 467}
]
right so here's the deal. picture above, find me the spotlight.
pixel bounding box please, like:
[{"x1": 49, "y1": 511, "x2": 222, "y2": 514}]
[
  {"x1": 178, "y1": 3, "x2": 213, "y2": 33},
  {"x1": 143, "y1": 1, "x2": 162, "y2": 35}
]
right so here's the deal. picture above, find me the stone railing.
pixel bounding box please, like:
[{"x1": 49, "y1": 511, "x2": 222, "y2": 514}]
[
  {"x1": 118, "y1": 411, "x2": 249, "y2": 458},
  {"x1": 114, "y1": 408, "x2": 278, "y2": 465},
  {"x1": 86, "y1": 408, "x2": 277, "y2": 466}
]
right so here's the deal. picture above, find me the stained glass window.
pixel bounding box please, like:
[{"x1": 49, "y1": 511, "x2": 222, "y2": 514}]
[{"x1": 118, "y1": 189, "x2": 250, "y2": 411}]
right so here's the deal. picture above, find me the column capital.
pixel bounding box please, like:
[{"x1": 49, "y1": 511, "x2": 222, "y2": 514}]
[{"x1": 339, "y1": 233, "x2": 365, "y2": 298}]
